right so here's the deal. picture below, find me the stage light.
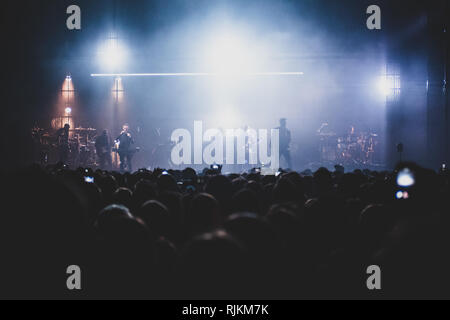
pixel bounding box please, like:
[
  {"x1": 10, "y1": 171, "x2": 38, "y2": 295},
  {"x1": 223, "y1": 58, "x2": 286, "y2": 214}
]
[
  {"x1": 66, "y1": 75, "x2": 72, "y2": 81},
  {"x1": 112, "y1": 76, "x2": 124, "y2": 101},
  {"x1": 65, "y1": 107, "x2": 72, "y2": 114},
  {"x1": 377, "y1": 70, "x2": 401, "y2": 99},
  {"x1": 91, "y1": 72, "x2": 304, "y2": 77},
  {"x1": 98, "y1": 36, "x2": 127, "y2": 71},
  {"x1": 91, "y1": 30, "x2": 304, "y2": 78}
]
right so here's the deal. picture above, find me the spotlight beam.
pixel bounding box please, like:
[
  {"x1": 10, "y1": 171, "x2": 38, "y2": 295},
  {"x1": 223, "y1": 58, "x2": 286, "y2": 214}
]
[{"x1": 91, "y1": 72, "x2": 304, "y2": 77}]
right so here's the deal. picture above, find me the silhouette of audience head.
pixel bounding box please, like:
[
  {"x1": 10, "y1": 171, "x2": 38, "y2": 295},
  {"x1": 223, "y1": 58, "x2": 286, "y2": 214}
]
[
  {"x1": 3, "y1": 161, "x2": 449, "y2": 299},
  {"x1": 186, "y1": 193, "x2": 220, "y2": 236}
]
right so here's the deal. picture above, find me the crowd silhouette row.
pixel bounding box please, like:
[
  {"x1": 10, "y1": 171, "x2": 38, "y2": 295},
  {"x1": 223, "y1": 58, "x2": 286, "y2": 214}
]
[{"x1": 1, "y1": 162, "x2": 449, "y2": 299}]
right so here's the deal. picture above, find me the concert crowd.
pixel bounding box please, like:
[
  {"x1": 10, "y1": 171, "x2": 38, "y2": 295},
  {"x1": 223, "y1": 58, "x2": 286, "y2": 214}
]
[{"x1": 1, "y1": 162, "x2": 449, "y2": 299}]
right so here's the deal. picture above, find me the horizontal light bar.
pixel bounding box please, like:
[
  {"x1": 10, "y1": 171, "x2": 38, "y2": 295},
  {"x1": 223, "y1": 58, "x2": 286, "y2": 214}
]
[{"x1": 91, "y1": 72, "x2": 304, "y2": 77}]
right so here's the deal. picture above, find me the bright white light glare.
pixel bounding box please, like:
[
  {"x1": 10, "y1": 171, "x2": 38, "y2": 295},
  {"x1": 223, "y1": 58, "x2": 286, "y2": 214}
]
[
  {"x1": 84, "y1": 176, "x2": 94, "y2": 184},
  {"x1": 397, "y1": 168, "x2": 415, "y2": 187},
  {"x1": 98, "y1": 37, "x2": 127, "y2": 70},
  {"x1": 66, "y1": 75, "x2": 72, "y2": 81},
  {"x1": 212, "y1": 105, "x2": 240, "y2": 128},
  {"x1": 65, "y1": 107, "x2": 72, "y2": 114},
  {"x1": 377, "y1": 76, "x2": 390, "y2": 97},
  {"x1": 377, "y1": 73, "x2": 401, "y2": 98},
  {"x1": 204, "y1": 33, "x2": 252, "y2": 74}
]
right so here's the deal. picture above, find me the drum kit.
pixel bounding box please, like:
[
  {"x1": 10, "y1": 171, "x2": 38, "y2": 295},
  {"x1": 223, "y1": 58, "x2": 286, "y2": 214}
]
[
  {"x1": 71, "y1": 127, "x2": 98, "y2": 167},
  {"x1": 33, "y1": 123, "x2": 380, "y2": 169},
  {"x1": 318, "y1": 129, "x2": 380, "y2": 166},
  {"x1": 32, "y1": 127, "x2": 99, "y2": 167}
]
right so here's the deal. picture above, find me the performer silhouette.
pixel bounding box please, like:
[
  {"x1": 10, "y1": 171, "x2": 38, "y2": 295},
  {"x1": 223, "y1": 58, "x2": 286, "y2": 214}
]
[
  {"x1": 115, "y1": 124, "x2": 134, "y2": 172},
  {"x1": 95, "y1": 129, "x2": 112, "y2": 170}
]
